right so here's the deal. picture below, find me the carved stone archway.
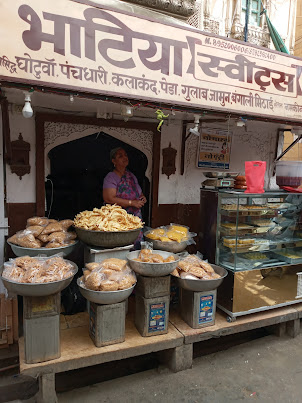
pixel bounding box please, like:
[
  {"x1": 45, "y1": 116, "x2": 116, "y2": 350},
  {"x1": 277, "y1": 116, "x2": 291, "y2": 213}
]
[
  {"x1": 35, "y1": 114, "x2": 160, "y2": 225},
  {"x1": 44, "y1": 122, "x2": 154, "y2": 180}
]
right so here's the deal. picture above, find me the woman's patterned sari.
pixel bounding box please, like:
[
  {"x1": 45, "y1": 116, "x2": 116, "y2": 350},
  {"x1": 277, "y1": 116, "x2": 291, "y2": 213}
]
[{"x1": 116, "y1": 170, "x2": 143, "y2": 248}]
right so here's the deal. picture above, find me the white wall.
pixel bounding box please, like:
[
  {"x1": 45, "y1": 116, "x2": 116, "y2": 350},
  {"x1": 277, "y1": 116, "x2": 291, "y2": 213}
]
[
  {"x1": 158, "y1": 120, "x2": 279, "y2": 204},
  {"x1": 6, "y1": 111, "x2": 36, "y2": 203},
  {"x1": 5, "y1": 109, "x2": 280, "y2": 207}
]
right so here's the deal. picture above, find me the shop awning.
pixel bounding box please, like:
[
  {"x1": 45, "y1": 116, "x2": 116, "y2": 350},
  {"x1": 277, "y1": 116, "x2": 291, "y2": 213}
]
[{"x1": 0, "y1": 0, "x2": 302, "y2": 122}]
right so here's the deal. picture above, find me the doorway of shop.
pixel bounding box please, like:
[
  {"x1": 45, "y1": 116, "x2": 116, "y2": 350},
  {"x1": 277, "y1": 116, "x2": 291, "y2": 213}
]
[{"x1": 45, "y1": 131, "x2": 150, "y2": 225}]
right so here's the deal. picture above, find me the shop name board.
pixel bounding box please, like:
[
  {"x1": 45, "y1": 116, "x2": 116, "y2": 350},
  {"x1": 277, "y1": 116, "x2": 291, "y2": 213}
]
[{"x1": 1, "y1": 0, "x2": 302, "y2": 120}]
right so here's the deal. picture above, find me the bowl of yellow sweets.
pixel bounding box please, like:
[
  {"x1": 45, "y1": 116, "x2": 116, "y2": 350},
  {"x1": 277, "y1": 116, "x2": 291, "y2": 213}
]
[{"x1": 144, "y1": 225, "x2": 196, "y2": 253}]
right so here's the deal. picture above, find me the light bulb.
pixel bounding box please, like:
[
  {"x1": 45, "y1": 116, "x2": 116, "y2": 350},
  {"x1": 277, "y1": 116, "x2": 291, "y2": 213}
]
[
  {"x1": 120, "y1": 104, "x2": 133, "y2": 120},
  {"x1": 22, "y1": 92, "x2": 33, "y2": 118},
  {"x1": 189, "y1": 126, "x2": 200, "y2": 136}
]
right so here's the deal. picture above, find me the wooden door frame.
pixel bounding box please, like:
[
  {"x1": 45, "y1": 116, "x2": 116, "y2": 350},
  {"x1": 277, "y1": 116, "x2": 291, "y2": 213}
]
[{"x1": 35, "y1": 113, "x2": 160, "y2": 225}]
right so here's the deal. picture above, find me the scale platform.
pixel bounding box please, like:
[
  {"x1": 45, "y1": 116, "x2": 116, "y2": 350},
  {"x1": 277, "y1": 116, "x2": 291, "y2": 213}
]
[{"x1": 201, "y1": 178, "x2": 235, "y2": 188}]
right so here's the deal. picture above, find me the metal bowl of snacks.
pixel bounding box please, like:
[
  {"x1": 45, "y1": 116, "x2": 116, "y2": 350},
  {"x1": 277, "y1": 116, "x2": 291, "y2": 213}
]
[
  {"x1": 203, "y1": 172, "x2": 238, "y2": 178},
  {"x1": 0, "y1": 260, "x2": 78, "y2": 297},
  {"x1": 173, "y1": 264, "x2": 227, "y2": 292},
  {"x1": 75, "y1": 227, "x2": 141, "y2": 248},
  {"x1": 77, "y1": 277, "x2": 135, "y2": 304},
  {"x1": 7, "y1": 240, "x2": 79, "y2": 258},
  {"x1": 144, "y1": 231, "x2": 196, "y2": 253},
  {"x1": 127, "y1": 250, "x2": 179, "y2": 277}
]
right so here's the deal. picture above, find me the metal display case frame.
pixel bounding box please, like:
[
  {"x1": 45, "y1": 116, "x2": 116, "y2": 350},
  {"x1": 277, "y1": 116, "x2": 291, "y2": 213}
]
[{"x1": 199, "y1": 189, "x2": 302, "y2": 321}]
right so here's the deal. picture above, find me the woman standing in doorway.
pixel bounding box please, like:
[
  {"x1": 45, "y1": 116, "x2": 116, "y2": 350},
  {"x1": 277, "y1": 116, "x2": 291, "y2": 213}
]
[{"x1": 103, "y1": 147, "x2": 146, "y2": 247}]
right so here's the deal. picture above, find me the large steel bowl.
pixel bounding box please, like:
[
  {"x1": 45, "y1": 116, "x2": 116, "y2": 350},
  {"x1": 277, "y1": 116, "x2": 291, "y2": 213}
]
[
  {"x1": 173, "y1": 264, "x2": 227, "y2": 292},
  {"x1": 75, "y1": 227, "x2": 141, "y2": 247},
  {"x1": 127, "y1": 250, "x2": 179, "y2": 277},
  {"x1": 77, "y1": 277, "x2": 135, "y2": 304},
  {"x1": 0, "y1": 260, "x2": 78, "y2": 297},
  {"x1": 7, "y1": 240, "x2": 79, "y2": 258},
  {"x1": 144, "y1": 234, "x2": 187, "y2": 253}
]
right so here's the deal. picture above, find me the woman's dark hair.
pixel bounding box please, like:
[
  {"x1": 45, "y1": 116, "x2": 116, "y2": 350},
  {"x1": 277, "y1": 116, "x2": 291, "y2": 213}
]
[{"x1": 110, "y1": 147, "x2": 124, "y2": 161}]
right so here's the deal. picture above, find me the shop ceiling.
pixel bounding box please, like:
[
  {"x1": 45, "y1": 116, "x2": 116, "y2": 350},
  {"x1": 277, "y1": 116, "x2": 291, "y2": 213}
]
[{"x1": 2, "y1": 86, "x2": 298, "y2": 133}]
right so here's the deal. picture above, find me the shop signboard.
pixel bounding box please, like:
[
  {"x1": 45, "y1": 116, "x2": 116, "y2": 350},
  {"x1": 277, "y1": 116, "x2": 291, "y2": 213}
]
[{"x1": 0, "y1": 0, "x2": 302, "y2": 121}]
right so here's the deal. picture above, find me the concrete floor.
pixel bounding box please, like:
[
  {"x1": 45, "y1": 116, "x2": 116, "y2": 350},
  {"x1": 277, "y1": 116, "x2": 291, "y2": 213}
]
[{"x1": 55, "y1": 332, "x2": 302, "y2": 403}]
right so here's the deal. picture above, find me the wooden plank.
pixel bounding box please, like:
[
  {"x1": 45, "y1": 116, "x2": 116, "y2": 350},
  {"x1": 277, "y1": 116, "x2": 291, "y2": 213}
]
[
  {"x1": 293, "y1": 303, "x2": 302, "y2": 318},
  {"x1": 12, "y1": 297, "x2": 19, "y2": 342},
  {"x1": 19, "y1": 312, "x2": 184, "y2": 378},
  {"x1": 170, "y1": 307, "x2": 299, "y2": 345},
  {"x1": 5, "y1": 298, "x2": 13, "y2": 317},
  {"x1": 35, "y1": 117, "x2": 45, "y2": 216},
  {"x1": 7, "y1": 315, "x2": 13, "y2": 344},
  {"x1": 286, "y1": 319, "x2": 300, "y2": 338},
  {"x1": 0, "y1": 294, "x2": 5, "y2": 328}
]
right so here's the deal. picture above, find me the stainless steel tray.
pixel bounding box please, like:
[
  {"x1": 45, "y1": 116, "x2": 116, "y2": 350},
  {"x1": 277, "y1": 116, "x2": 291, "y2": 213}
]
[
  {"x1": 0, "y1": 260, "x2": 78, "y2": 297},
  {"x1": 77, "y1": 277, "x2": 135, "y2": 304},
  {"x1": 271, "y1": 251, "x2": 302, "y2": 264},
  {"x1": 127, "y1": 250, "x2": 179, "y2": 277},
  {"x1": 173, "y1": 264, "x2": 227, "y2": 292},
  {"x1": 7, "y1": 240, "x2": 79, "y2": 258},
  {"x1": 220, "y1": 209, "x2": 248, "y2": 217},
  {"x1": 75, "y1": 227, "x2": 141, "y2": 247}
]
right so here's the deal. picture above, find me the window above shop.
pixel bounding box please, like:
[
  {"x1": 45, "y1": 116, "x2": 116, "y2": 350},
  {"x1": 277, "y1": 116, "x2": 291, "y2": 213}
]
[{"x1": 241, "y1": 0, "x2": 262, "y2": 27}]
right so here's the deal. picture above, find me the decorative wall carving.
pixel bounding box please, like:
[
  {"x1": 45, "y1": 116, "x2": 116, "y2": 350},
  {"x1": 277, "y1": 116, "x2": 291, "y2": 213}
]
[
  {"x1": 203, "y1": 17, "x2": 220, "y2": 34},
  {"x1": 44, "y1": 122, "x2": 154, "y2": 179},
  {"x1": 9, "y1": 133, "x2": 31, "y2": 180},
  {"x1": 186, "y1": 2, "x2": 201, "y2": 28},
  {"x1": 162, "y1": 142, "x2": 177, "y2": 178},
  {"x1": 234, "y1": 130, "x2": 272, "y2": 162},
  {"x1": 124, "y1": 0, "x2": 196, "y2": 17},
  {"x1": 231, "y1": 22, "x2": 271, "y2": 47}
]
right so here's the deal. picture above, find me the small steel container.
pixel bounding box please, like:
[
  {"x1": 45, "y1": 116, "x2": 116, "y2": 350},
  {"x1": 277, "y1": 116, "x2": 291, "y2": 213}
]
[
  {"x1": 127, "y1": 250, "x2": 179, "y2": 277},
  {"x1": 174, "y1": 264, "x2": 227, "y2": 292},
  {"x1": 77, "y1": 277, "x2": 135, "y2": 304}
]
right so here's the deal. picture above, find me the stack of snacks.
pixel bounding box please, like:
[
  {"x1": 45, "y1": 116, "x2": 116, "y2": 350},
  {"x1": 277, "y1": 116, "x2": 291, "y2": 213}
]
[
  {"x1": 171, "y1": 255, "x2": 221, "y2": 280},
  {"x1": 234, "y1": 175, "x2": 247, "y2": 190},
  {"x1": 7, "y1": 217, "x2": 76, "y2": 249},
  {"x1": 74, "y1": 204, "x2": 143, "y2": 231},
  {"x1": 146, "y1": 224, "x2": 192, "y2": 243},
  {"x1": 133, "y1": 249, "x2": 175, "y2": 263},
  {"x1": 2, "y1": 256, "x2": 75, "y2": 283},
  {"x1": 81, "y1": 258, "x2": 137, "y2": 291}
]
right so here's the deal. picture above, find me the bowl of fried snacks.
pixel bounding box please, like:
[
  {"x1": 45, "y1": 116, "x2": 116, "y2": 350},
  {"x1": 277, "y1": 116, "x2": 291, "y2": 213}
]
[
  {"x1": 144, "y1": 225, "x2": 196, "y2": 253},
  {"x1": 7, "y1": 240, "x2": 79, "y2": 258},
  {"x1": 7, "y1": 218, "x2": 78, "y2": 256},
  {"x1": 74, "y1": 205, "x2": 143, "y2": 247},
  {"x1": 1, "y1": 256, "x2": 78, "y2": 297},
  {"x1": 77, "y1": 258, "x2": 136, "y2": 304},
  {"x1": 171, "y1": 255, "x2": 227, "y2": 292},
  {"x1": 127, "y1": 249, "x2": 179, "y2": 277}
]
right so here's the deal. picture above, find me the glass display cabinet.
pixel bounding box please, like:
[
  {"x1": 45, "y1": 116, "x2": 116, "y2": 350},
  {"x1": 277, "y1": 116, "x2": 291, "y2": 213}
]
[{"x1": 199, "y1": 189, "x2": 302, "y2": 321}]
